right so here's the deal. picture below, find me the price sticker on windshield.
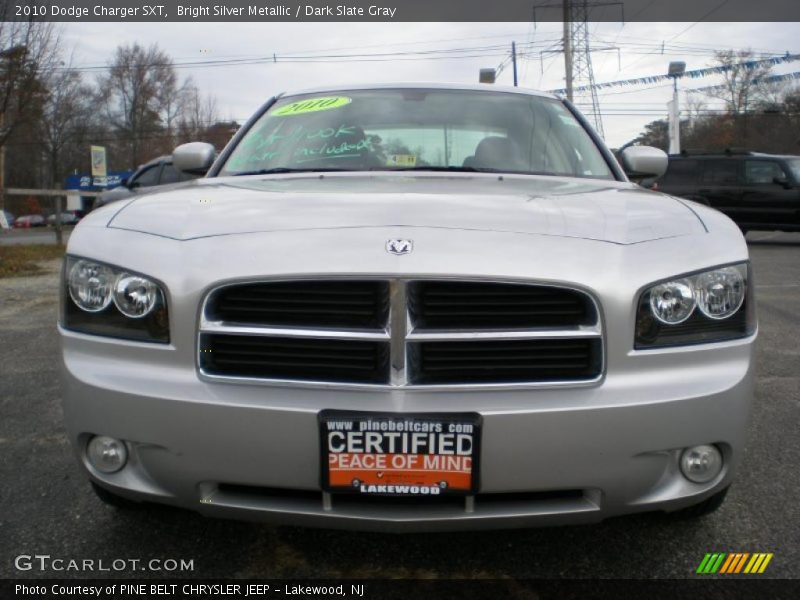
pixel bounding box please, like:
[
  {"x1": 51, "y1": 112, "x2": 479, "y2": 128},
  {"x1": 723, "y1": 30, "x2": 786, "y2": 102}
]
[{"x1": 386, "y1": 154, "x2": 417, "y2": 167}]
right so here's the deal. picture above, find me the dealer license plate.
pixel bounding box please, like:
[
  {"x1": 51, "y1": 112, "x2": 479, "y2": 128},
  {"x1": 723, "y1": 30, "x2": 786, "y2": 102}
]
[{"x1": 319, "y1": 411, "x2": 481, "y2": 496}]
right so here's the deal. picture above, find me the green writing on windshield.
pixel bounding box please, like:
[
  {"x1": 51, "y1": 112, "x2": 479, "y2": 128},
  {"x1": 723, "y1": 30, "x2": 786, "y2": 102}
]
[
  {"x1": 295, "y1": 138, "x2": 374, "y2": 161},
  {"x1": 258, "y1": 124, "x2": 358, "y2": 149},
  {"x1": 272, "y1": 96, "x2": 352, "y2": 117}
]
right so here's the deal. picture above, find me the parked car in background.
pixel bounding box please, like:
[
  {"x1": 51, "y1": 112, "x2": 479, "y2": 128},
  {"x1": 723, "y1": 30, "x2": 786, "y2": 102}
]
[
  {"x1": 62, "y1": 84, "x2": 754, "y2": 531},
  {"x1": 14, "y1": 214, "x2": 46, "y2": 228},
  {"x1": 637, "y1": 176, "x2": 659, "y2": 190},
  {"x1": 93, "y1": 155, "x2": 202, "y2": 209},
  {"x1": 47, "y1": 211, "x2": 82, "y2": 226},
  {"x1": 657, "y1": 151, "x2": 800, "y2": 233},
  {"x1": 1, "y1": 210, "x2": 15, "y2": 228}
]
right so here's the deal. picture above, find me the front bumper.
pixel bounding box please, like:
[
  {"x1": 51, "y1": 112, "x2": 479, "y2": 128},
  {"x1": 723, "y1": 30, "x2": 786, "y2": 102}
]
[{"x1": 60, "y1": 327, "x2": 754, "y2": 532}]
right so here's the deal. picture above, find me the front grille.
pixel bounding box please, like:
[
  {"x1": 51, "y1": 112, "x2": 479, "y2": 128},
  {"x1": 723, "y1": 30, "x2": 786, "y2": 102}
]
[
  {"x1": 409, "y1": 339, "x2": 602, "y2": 385},
  {"x1": 208, "y1": 280, "x2": 390, "y2": 329},
  {"x1": 408, "y1": 281, "x2": 594, "y2": 329},
  {"x1": 200, "y1": 279, "x2": 603, "y2": 387},
  {"x1": 200, "y1": 334, "x2": 390, "y2": 384}
]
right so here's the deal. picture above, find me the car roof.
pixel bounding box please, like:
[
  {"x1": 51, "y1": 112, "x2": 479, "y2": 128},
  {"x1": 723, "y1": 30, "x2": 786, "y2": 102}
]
[{"x1": 278, "y1": 82, "x2": 559, "y2": 101}]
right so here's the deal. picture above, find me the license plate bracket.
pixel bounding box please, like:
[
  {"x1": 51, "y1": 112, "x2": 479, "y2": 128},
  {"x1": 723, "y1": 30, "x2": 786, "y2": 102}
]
[{"x1": 319, "y1": 411, "x2": 481, "y2": 497}]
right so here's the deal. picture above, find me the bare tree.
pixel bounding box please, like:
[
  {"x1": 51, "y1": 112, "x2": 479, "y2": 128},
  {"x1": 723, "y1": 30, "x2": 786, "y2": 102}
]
[
  {"x1": 684, "y1": 92, "x2": 707, "y2": 133},
  {"x1": 97, "y1": 43, "x2": 179, "y2": 167},
  {"x1": 0, "y1": 10, "x2": 60, "y2": 209},
  {"x1": 178, "y1": 81, "x2": 219, "y2": 143},
  {"x1": 157, "y1": 67, "x2": 190, "y2": 150},
  {"x1": 752, "y1": 79, "x2": 793, "y2": 113},
  {"x1": 703, "y1": 50, "x2": 774, "y2": 115},
  {"x1": 39, "y1": 63, "x2": 92, "y2": 188}
]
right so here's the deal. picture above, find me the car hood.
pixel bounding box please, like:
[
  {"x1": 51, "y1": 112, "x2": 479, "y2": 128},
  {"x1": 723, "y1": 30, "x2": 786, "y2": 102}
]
[{"x1": 106, "y1": 173, "x2": 705, "y2": 244}]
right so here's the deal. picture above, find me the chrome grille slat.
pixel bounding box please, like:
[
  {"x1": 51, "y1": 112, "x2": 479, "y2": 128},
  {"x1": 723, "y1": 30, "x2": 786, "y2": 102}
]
[
  {"x1": 198, "y1": 278, "x2": 604, "y2": 388},
  {"x1": 201, "y1": 322, "x2": 391, "y2": 341},
  {"x1": 408, "y1": 280, "x2": 593, "y2": 330},
  {"x1": 209, "y1": 280, "x2": 390, "y2": 329},
  {"x1": 409, "y1": 337, "x2": 601, "y2": 385},
  {"x1": 406, "y1": 327, "x2": 600, "y2": 341},
  {"x1": 200, "y1": 334, "x2": 390, "y2": 384}
]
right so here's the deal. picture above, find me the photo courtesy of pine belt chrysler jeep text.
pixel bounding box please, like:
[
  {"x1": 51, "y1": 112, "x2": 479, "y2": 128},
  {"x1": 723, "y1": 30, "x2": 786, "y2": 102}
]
[{"x1": 59, "y1": 84, "x2": 756, "y2": 531}]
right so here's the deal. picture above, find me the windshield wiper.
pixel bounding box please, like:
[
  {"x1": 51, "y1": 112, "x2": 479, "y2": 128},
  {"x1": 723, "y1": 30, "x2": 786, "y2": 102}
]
[
  {"x1": 372, "y1": 166, "x2": 500, "y2": 173},
  {"x1": 230, "y1": 167, "x2": 353, "y2": 176},
  {"x1": 230, "y1": 166, "x2": 503, "y2": 176}
]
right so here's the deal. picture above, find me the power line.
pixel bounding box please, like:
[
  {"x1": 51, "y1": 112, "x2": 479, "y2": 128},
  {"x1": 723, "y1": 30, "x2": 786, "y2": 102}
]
[
  {"x1": 622, "y1": 0, "x2": 732, "y2": 71},
  {"x1": 56, "y1": 37, "x2": 772, "y2": 75},
  {"x1": 628, "y1": 0, "x2": 659, "y2": 19},
  {"x1": 57, "y1": 40, "x2": 566, "y2": 73},
  {"x1": 665, "y1": 0, "x2": 732, "y2": 44}
]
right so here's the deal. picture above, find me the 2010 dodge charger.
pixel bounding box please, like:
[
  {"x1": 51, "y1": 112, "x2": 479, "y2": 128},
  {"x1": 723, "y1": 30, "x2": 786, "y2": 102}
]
[{"x1": 59, "y1": 84, "x2": 756, "y2": 531}]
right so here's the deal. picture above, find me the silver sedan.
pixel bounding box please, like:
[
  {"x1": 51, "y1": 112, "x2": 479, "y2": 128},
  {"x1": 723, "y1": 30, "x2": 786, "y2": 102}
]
[{"x1": 59, "y1": 84, "x2": 755, "y2": 531}]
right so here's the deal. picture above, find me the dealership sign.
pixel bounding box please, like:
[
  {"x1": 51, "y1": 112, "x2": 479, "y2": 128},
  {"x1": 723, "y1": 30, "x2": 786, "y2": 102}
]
[
  {"x1": 90, "y1": 145, "x2": 107, "y2": 178},
  {"x1": 65, "y1": 172, "x2": 132, "y2": 192}
]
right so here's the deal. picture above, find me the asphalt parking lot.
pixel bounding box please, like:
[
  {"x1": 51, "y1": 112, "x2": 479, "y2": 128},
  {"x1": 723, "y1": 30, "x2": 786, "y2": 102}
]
[{"x1": 1, "y1": 231, "x2": 798, "y2": 581}]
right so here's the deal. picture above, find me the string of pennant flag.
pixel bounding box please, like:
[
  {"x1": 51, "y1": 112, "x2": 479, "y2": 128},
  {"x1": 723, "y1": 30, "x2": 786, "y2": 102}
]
[
  {"x1": 687, "y1": 70, "x2": 800, "y2": 94},
  {"x1": 547, "y1": 53, "x2": 800, "y2": 95}
]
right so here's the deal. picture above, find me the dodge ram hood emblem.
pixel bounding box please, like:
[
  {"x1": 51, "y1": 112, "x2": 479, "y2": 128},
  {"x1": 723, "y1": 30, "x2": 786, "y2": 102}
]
[{"x1": 386, "y1": 239, "x2": 413, "y2": 255}]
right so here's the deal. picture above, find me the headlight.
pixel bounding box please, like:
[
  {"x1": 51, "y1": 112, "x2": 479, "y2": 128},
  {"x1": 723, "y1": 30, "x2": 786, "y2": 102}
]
[
  {"x1": 63, "y1": 257, "x2": 169, "y2": 343},
  {"x1": 635, "y1": 262, "x2": 754, "y2": 349},
  {"x1": 649, "y1": 279, "x2": 695, "y2": 324},
  {"x1": 694, "y1": 267, "x2": 745, "y2": 319},
  {"x1": 68, "y1": 260, "x2": 115, "y2": 312},
  {"x1": 113, "y1": 274, "x2": 159, "y2": 318}
]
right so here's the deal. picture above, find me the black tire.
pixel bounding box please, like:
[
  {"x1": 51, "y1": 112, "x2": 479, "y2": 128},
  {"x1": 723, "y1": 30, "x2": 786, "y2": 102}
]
[
  {"x1": 673, "y1": 486, "x2": 729, "y2": 519},
  {"x1": 90, "y1": 481, "x2": 141, "y2": 509}
]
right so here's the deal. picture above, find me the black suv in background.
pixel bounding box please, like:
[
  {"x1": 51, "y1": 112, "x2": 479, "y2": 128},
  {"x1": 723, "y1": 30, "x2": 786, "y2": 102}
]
[{"x1": 656, "y1": 151, "x2": 800, "y2": 233}]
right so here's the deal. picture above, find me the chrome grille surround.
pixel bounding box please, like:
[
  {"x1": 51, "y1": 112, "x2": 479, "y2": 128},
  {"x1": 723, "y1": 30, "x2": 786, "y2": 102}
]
[{"x1": 197, "y1": 277, "x2": 605, "y2": 390}]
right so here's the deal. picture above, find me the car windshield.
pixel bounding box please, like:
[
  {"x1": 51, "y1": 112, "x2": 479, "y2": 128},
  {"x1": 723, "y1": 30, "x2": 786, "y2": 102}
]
[{"x1": 218, "y1": 88, "x2": 615, "y2": 180}]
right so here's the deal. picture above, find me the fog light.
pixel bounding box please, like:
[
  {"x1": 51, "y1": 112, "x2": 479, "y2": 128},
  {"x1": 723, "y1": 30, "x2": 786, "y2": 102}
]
[
  {"x1": 86, "y1": 436, "x2": 128, "y2": 474},
  {"x1": 680, "y1": 445, "x2": 723, "y2": 483}
]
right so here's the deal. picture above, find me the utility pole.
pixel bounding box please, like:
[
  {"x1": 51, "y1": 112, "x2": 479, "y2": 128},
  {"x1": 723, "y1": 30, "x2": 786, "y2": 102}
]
[
  {"x1": 0, "y1": 107, "x2": 5, "y2": 213},
  {"x1": 511, "y1": 41, "x2": 518, "y2": 87},
  {"x1": 563, "y1": 2, "x2": 573, "y2": 102},
  {"x1": 564, "y1": 0, "x2": 614, "y2": 138},
  {"x1": 0, "y1": 126, "x2": 5, "y2": 212},
  {"x1": 479, "y1": 42, "x2": 518, "y2": 86},
  {"x1": 0, "y1": 46, "x2": 25, "y2": 214}
]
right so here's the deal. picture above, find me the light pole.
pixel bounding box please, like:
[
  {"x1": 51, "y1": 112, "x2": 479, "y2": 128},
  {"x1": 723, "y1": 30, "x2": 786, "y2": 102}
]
[
  {"x1": 667, "y1": 61, "x2": 686, "y2": 155},
  {"x1": 479, "y1": 41, "x2": 519, "y2": 86}
]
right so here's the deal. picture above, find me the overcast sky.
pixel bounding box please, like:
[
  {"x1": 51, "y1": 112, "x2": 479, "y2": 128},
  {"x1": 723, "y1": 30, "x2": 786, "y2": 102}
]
[{"x1": 60, "y1": 21, "x2": 800, "y2": 147}]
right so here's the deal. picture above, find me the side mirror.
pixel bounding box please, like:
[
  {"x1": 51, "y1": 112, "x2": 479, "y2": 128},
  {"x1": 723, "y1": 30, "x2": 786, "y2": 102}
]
[
  {"x1": 773, "y1": 176, "x2": 791, "y2": 189},
  {"x1": 173, "y1": 142, "x2": 216, "y2": 175},
  {"x1": 119, "y1": 177, "x2": 129, "y2": 188},
  {"x1": 620, "y1": 146, "x2": 668, "y2": 181}
]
